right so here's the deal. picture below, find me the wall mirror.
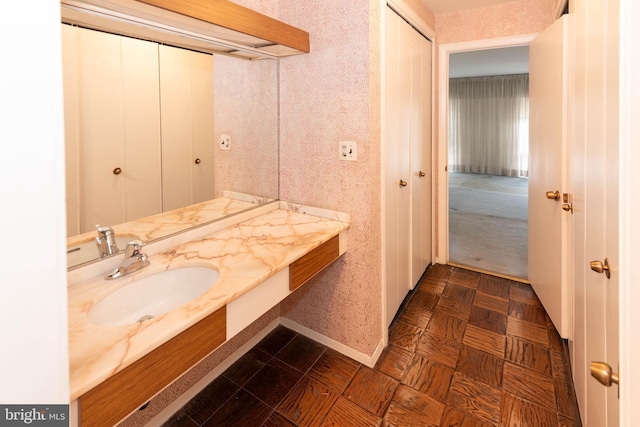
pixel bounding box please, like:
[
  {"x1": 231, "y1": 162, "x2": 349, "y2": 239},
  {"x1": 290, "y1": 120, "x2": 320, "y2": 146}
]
[{"x1": 62, "y1": 9, "x2": 281, "y2": 269}]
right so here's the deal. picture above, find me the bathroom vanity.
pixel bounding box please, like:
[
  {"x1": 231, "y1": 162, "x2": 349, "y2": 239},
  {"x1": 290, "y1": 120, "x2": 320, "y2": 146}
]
[
  {"x1": 67, "y1": 201, "x2": 349, "y2": 426},
  {"x1": 60, "y1": 1, "x2": 324, "y2": 425}
]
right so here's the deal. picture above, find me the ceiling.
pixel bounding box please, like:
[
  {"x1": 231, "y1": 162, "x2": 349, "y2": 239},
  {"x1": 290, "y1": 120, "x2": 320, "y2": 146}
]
[
  {"x1": 449, "y1": 46, "x2": 530, "y2": 78},
  {"x1": 421, "y1": 0, "x2": 517, "y2": 15}
]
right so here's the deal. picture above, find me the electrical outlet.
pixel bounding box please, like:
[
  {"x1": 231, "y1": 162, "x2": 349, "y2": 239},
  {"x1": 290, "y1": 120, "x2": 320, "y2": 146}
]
[
  {"x1": 220, "y1": 134, "x2": 231, "y2": 150},
  {"x1": 339, "y1": 141, "x2": 357, "y2": 161}
]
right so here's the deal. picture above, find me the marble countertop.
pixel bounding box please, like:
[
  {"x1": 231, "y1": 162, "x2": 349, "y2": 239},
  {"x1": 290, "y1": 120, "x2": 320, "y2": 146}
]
[
  {"x1": 66, "y1": 194, "x2": 270, "y2": 268},
  {"x1": 68, "y1": 205, "x2": 349, "y2": 400}
]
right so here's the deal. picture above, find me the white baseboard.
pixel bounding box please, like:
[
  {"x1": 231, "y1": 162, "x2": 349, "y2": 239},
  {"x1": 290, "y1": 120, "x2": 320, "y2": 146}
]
[
  {"x1": 144, "y1": 318, "x2": 280, "y2": 427},
  {"x1": 279, "y1": 318, "x2": 384, "y2": 368}
]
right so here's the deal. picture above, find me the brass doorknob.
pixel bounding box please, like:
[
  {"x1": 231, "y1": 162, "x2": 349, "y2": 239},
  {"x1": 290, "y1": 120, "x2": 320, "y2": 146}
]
[
  {"x1": 419, "y1": 171, "x2": 426, "y2": 177},
  {"x1": 590, "y1": 362, "x2": 619, "y2": 386},
  {"x1": 113, "y1": 167, "x2": 122, "y2": 175},
  {"x1": 546, "y1": 191, "x2": 560, "y2": 201},
  {"x1": 399, "y1": 180, "x2": 408, "y2": 187},
  {"x1": 590, "y1": 258, "x2": 611, "y2": 279}
]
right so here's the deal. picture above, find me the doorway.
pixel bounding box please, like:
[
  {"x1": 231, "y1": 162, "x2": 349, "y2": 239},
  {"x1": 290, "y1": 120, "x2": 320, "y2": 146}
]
[
  {"x1": 436, "y1": 36, "x2": 536, "y2": 280},
  {"x1": 447, "y1": 47, "x2": 529, "y2": 279}
]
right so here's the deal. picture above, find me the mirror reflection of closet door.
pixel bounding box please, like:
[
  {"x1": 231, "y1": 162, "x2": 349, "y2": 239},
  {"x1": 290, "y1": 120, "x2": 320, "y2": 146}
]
[
  {"x1": 159, "y1": 45, "x2": 214, "y2": 212},
  {"x1": 63, "y1": 26, "x2": 162, "y2": 235}
]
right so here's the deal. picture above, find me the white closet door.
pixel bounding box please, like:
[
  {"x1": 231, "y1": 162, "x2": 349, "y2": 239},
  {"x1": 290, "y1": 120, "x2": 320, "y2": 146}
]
[
  {"x1": 61, "y1": 25, "x2": 80, "y2": 237},
  {"x1": 189, "y1": 51, "x2": 215, "y2": 204},
  {"x1": 385, "y1": 7, "x2": 433, "y2": 325},
  {"x1": 410, "y1": 26, "x2": 433, "y2": 287},
  {"x1": 77, "y1": 28, "x2": 124, "y2": 232},
  {"x1": 120, "y1": 37, "x2": 162, "y2": 221}
]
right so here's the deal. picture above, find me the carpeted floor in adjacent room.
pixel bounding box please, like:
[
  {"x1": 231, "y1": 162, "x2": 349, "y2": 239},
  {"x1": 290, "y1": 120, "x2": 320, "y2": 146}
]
[{"x1": 449, "y1": 172, "x2": 528, "y2": 279}]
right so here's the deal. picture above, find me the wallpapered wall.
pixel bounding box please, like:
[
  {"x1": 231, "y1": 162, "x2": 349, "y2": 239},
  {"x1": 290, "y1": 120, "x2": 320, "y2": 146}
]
[
  {"x1": 436, "y1": 0, "x2": 558, "y2": 45},
  {"x1": 277, "y1": 0, "x2": 385, "y2": 356}
]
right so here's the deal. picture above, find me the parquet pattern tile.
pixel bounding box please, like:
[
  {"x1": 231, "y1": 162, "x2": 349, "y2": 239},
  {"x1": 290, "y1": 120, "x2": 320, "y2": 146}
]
[
  {"x1": 375, "y1": 345, "x2": 414, "y2": 381},
  {"x1": 402, "y1": 354, "x2": 454, "y2": 402},
  {"x1": 420, "y1": 279, "x2": 448, "y2": 295},
  {"x1": 507, "y1": 316, "x2": 549, "y2": 346},
  {"x1": 505, "y1": 335, "x2": 552, "y2": 376},
  {"x1": 389, "y1": 320, "x2": 423, "y2": 352},
  {"x1": 469, "y1": 305, "x2": 507, "y2": 335},
  {"x1": 447, "y1": 372, "x2": 502, "y2": 426},
  {"x1": 477, "y1": 276, "x2": 511, "y2": 299},
  {"x1": 456, "y1": 345, "x2": 504, "y2": 388},
  {"x1": 473, "y1": 291, "x2": 509, "y2": 315},
  {"x1": 425, "y1": 311, "x2": 468, "y2": 342},
  {"x1": 436, "y1": 296, "x2": 472, "y2": 321},
  {"x1": 448, "y1": 269, "x2": 481, "y2": 288},
  {"x1": 462, "y1": 324, "x2": 506, "y2": 358},
  {"x1": 383, "y1": 384, "x2": 445, "y2": 427},
  {"x1": 163, "y1": 266, "x2": 582, "y2": 427},
  {"x1": 502, "y1": 362, "x2": 557, "y2": 409}
]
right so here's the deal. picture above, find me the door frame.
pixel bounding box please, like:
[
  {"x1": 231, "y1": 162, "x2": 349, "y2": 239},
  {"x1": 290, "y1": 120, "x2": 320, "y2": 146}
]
[
  {"x1": 618, "y1": 0, "x2": 640, "y2": 422},
  {"x1": 435, "y1": 34, "x2": 538, "y2": 266}
]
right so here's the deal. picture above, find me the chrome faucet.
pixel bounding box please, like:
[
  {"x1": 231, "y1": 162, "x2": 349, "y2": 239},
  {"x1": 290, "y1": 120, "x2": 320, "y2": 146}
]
[
  {"x1": 95, "y1": 225, "x2": 120, "y2": 258},
  {"x1": 105, "y1": 240, "x2": 150, "y2": 280}
]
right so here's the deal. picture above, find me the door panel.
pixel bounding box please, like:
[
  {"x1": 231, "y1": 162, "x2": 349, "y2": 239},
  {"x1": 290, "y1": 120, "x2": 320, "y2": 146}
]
[
  {"x1": 190, "y1": 52, "x2": 215, "y2": 204},
  {"x1": 120, "y1": 37, "x2": 162, "y2": 222},
  {"x1": 78, "y1": 29, "x2": 124, "y2": 232},
  {"x1": 160, "y1": 45, "x2": 215, "y2": 212},
  {"x1": 410, "y1": 27, "x2": 432, "y2": 287},
  {"x1": 159, "y1": 45, "x2": 193, "y2": 212},
  {"x1": 528, "y1": 16, "x2": 571, "y2": 337}
]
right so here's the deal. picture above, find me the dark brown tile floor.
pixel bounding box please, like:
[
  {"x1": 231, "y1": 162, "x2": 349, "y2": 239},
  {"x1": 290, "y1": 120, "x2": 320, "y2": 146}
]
[{"x1": 163, "y1": 265, "x2": 582, "y2": 426}]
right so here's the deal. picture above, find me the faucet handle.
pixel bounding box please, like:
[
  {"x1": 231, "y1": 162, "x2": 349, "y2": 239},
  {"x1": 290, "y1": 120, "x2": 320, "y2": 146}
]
[
  {"x1": 95, "y1": 224, "x2": 119, "y2": 257},
  {"x1": 96, "y1": 224, "x2": 114, "y2": 236},
  {"x1": 125, "y1": 240, "x2": 146, "y2": 258},
  {"x1": 105, "y1": 240, "x2": 148, "y2": 280}
]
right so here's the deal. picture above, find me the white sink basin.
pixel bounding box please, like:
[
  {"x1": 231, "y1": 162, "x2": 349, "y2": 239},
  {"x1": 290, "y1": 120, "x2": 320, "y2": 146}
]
[{"x1": 87, "y1": 267, "x2": 219, "y2": 327}]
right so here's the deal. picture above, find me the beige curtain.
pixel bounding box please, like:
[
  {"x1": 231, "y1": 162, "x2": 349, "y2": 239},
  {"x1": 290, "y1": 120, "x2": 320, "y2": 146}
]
[{"x1": 449, "y1": 74, "x2": 529, "y2": 177}]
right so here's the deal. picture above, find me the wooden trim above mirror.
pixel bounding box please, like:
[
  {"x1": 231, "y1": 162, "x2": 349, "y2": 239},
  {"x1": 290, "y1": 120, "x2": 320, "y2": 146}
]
[
  {"x1": 137, "y1": 0, "x2": 309, "y2": 53},
  {"x1": 61, "y1": 0, "x2": 310, "y2": 60}
]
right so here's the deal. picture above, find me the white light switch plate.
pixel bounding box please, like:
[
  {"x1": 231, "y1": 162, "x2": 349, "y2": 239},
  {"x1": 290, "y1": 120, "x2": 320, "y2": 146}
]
[
  {"x1": 221, "y1": 134, "x2": 231, "y2": 150},
  {"x1": 339, "y1": 141, "x2": 357, "y2": 161}
]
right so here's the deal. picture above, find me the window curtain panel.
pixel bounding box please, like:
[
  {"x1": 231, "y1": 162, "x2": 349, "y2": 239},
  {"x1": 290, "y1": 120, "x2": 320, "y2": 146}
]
[{"x1": 448, "y1": 74, "x2": 529, "y2": 177}]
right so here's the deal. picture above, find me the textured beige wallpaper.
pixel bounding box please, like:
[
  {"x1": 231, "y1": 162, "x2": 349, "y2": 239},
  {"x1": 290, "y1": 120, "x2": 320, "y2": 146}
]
[
  {"x1": 276, "y1": 0, "x2": 435, "y2": 357},
  {"x1": 435, "y1": 0, "x2": 557, "y2": 44},
  {"x1": 277, "y1": 0, "x2": 384, "y2": 356}
]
